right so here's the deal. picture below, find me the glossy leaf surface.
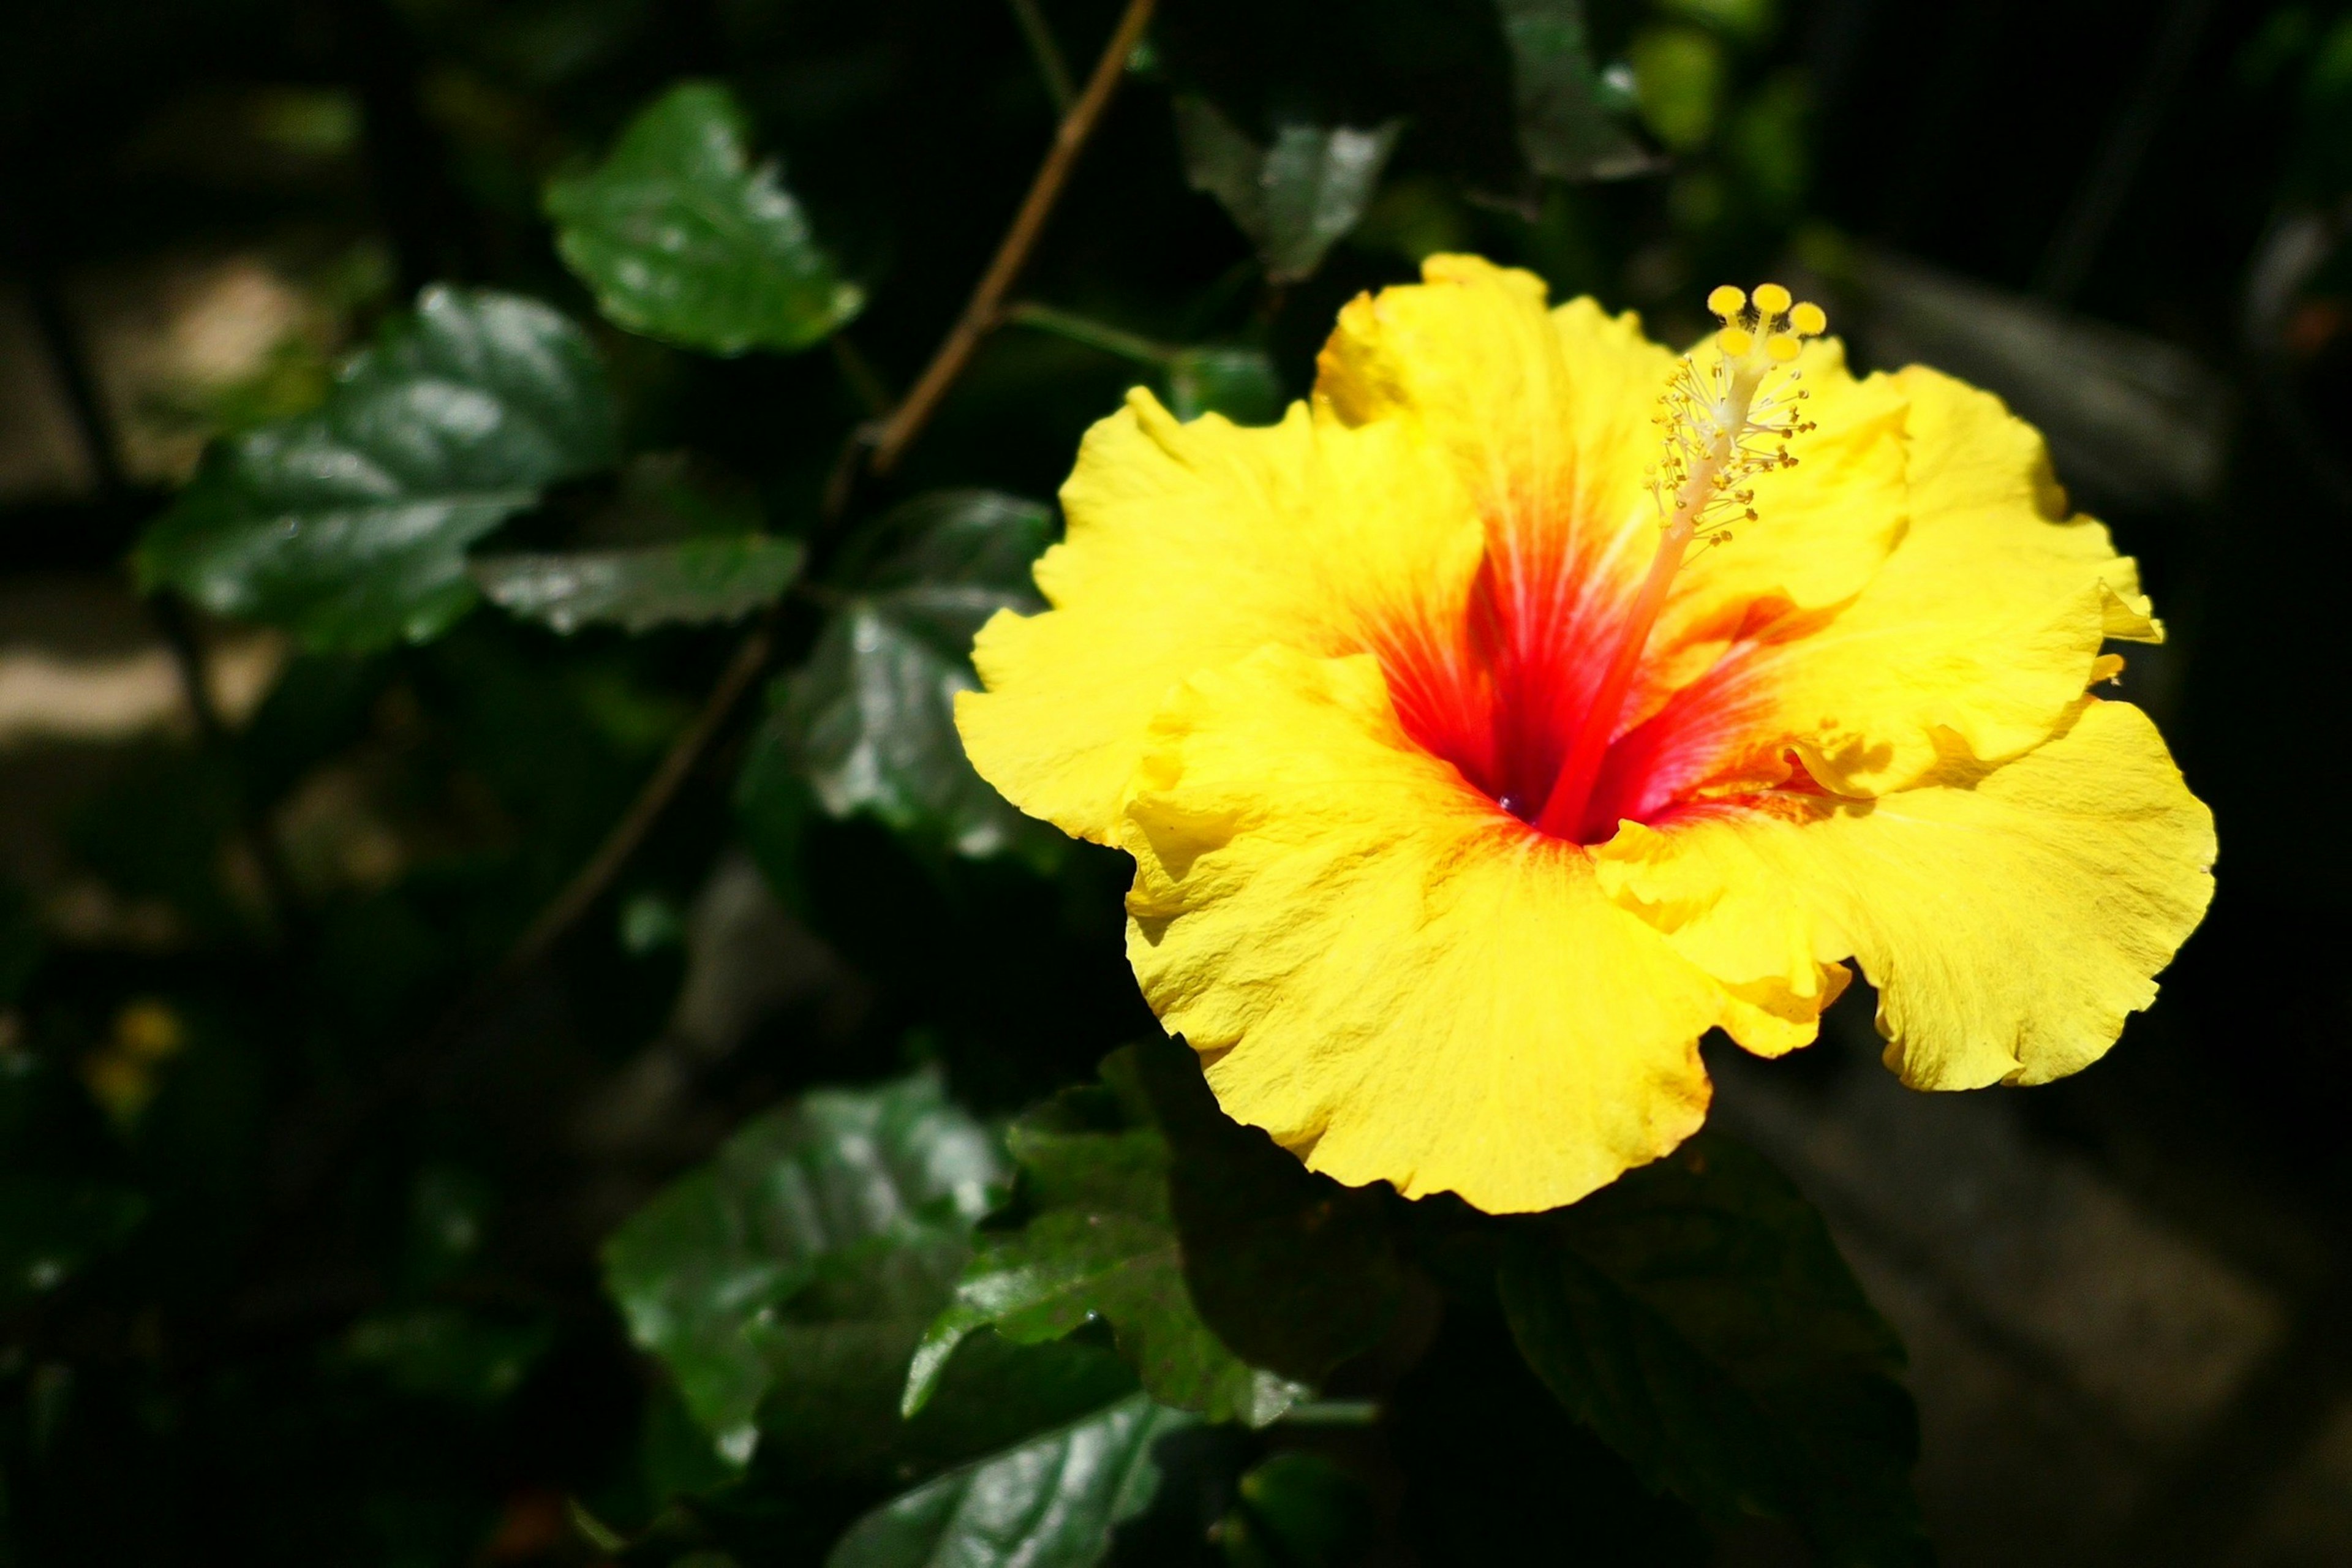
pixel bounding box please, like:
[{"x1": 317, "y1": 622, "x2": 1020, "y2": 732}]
[
  {"x1": 137, "y1": 287, "x2": 618, "y2": 650},
  {"x1": 546, "y1": 81, "x2": 864, "y2": 355},
  {"x1": 827, "y1": 1393, "x2": 1196, "y2": 1568},
  {"x1": 472, "y1": 534, "x2": 803, "y2": 633}
]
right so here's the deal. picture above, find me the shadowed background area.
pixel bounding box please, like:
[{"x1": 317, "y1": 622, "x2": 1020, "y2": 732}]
[{"x1": 0, "y1": 1, "x2": 2343, "y2": 1564}]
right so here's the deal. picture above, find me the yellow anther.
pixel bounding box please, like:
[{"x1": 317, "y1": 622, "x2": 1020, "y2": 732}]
[
  {"x1": 1706, "y1": 284, "x2": 1747, "y2": 320},
  {"x1": 1788, "y1": 300, "x2": 1828, "y2": 337},
  {"x1": 1752, "y1": 282, "x2": 1793, "y2": 316},
  {"x1": 1717, "y1": 326, "x2": 1755, "y2": 356},
  {"x1": 1766, "y1": 333, "x2": 1802, "y2": 363}
]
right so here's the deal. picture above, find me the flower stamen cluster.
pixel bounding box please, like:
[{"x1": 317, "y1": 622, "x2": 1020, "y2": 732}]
[
  {"x1": 1648, "y1": 282, "x2": 1826, "y2": 550},
  {"x1": 1536, "y1": 283, "x2": 1825, "y2": 839}
]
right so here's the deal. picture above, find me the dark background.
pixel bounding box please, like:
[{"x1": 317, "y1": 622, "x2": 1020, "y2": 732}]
[{"x1": 1, "y1": 0, "x2": 2345, "y2": 1562}]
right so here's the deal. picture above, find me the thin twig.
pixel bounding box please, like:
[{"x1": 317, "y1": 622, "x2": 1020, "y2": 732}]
[
  {"x1": 1006, "y1": 0, "x2": 1078, "y2": 115},
  {"x1": 502, "y1": 614, "x2": 777, "y2": 974},
  {"x1": 867, "y1": 0, "x2": 1157, "y2": 475},
  {"x1": 494, "y1": 0, "x2": 1152, "y2": 972}
]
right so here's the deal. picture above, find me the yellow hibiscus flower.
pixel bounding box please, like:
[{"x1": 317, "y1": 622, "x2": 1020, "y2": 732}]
[{"x1": 956, "y1": 255, "x2": 2215, "y2": 1215}]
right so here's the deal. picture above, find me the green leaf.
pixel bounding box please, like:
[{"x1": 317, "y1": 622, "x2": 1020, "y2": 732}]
[
  {"x1": 1172, "y1": 98, "x2": 1403, "y2": 283},
  {"x1": 546, "y1": 81, "x2": 864, "y2": 355},
  {"x1": 764, "y1": 491, "x2": 1060, "y2": 863},
  {"x1": 750, "y1": 1259, "x2": 1138, "y2": 1485},
  {"x1": 1497, "y1": 0, "x2": 1659, "y2": 180},
  {"x1": 1129, "y1": 1037, "x2": 1402, "y2": 1385},
  {"x1": 1164, "y1": 347, "x2": 1283, "y2": 424},
  {"x1": 1497, "y1": 1134, "x2": 1928, "y2": 1566},
  {"x1": 471, "y1": 535, "x2": 804, "y2": 633},
  {"x1": 827, "y1": 1393, "x2": 1197, "y2": 1568},
  {"x1": 338, "y1": 1307, "x2": 554, "y2": 1404},
  {"x1": 602, "y1": 1070, "x2": 1007, "y2": 1461},
  {"x1": 907, "y1": 1052, "x2": 1310, "y2": 1428},
  {"x1": 1220, "y1": 1453, "x2": 1374, "y2": 1568},
  {"x1": 137, "y1": 286, "x2": 619, "y2": 652},
  {"x1": 0, "y1": 1176, "x2": 147, "y2": 1310}
]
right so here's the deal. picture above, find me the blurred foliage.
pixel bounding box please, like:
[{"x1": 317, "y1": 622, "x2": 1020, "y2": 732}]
[{"x1": 0, "y1": 0, "x2": 2336, "y2": 1562}]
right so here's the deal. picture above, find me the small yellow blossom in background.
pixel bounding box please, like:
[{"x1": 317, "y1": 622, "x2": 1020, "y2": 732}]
[
  {"x1": 957, "y1": 256, "x2": 2215, "y2": 1215},
  {"x1": 83, "y1": 998, "x2": 188, "y2": 1129}
]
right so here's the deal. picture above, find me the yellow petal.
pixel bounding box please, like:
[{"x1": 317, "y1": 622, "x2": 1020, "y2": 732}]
[
  {"x1": 1594, "y1": 365, "x2": 2163, "y2": 815},
  {"x1": 1118, "y1": 645, "x2": 1725, "y2": 1213},
  {"x1": 1777, "y1": 368, "x2": 2160, "y2": 794},
  {"x1": 1596, "y1": 699, "x2": 2215, "y2": 1089},
  {"x1": 958, "y1": 391, "x2": 1480, "y2": 842}
]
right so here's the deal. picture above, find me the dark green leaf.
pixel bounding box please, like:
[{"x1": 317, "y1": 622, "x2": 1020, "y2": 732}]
[
  {"x1": 827, "y1": 1393, "x2": 1197, "y2": 1568},
  {"x1": 1130, "y1": 1037, "x2": 1403, "y2": 1385},
  {"x1": 137, "y1": 287, "x2": 619, "y2": 651},
  {"x1": 750, "y1": 1253, "x2": 1139, "y2": 1485},
  {"x1": 546, "y1": 81, "x2": 863, "y2": 355},
  {"x1": 1173, "y1": 98, "x2": 1403, "y2": 283},
  {"x1": 907, "y1": 1052, "x2": 1310, "y2": 1428},
  {"x1": 472, "y1": 535, "x2": 803, "y2": 633},
  {"x1": 1164, "y1": 347, "x2": 1283, "y2": 423},
  {"x1": 0, "y1": 1177, "x2": 147, "y2": 1310},
  {"x1": 602, "y1": 1071, "x2": 1007, "y2": 1460},
  {"x1": 1497, "y1": 0, "x2": 1658, "y2": 181},
  {"x1": 766, "y1": 491, "x2": 1060, "y2": 864},
  {"x1": 1220, "y1": 1453, "x2": 1374, "y2": 1568},
  {"x1": 1498, "y1": 1134, "x2": 1928, "y2": 1566},
  {"x1": 338, "y1": 1308, "x2": 554, "y2": 1404}
]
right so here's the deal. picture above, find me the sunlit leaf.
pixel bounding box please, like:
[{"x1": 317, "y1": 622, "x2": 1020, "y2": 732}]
[
  {"x1": 1173, "y1": 97, "x2": 1402, "y2": 283},
  {"x1": 546, "y1": 81, "x2": 863, "y2": 355},
  {"x1": 137, "y1": 287, "x2": 619, "y2": 651},
  {"x1": 1498, "y1": 1134, "x2": 1928, "y2": 1566},
  {"x1": 827, "y1": 1393, "x2": 1197, "y2": 1568},
  {"x1": 601, "y1": 1071, "x2": 1006, "y2": 1462},
  {"x1": 1497, "y1": 0, "x2": 1658, "y2": 179},
  {"x1": 759, "y1": 491, "x2": 1061, "y2": 864},
  {"x1": 906, "y1": 1050, "x2": 1310, "y2": 1428},
  {"x1": 472, "y1": 534, "x2": 803, "y2": 633}
]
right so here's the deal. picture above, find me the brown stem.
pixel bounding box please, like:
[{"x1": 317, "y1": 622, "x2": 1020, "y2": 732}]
[
  {"x1": 502, "y1": 614, "x2": 776, "y2": 973},
  {"x1": 866, "y1": 0, "x2": 1157, "y2": 475}
]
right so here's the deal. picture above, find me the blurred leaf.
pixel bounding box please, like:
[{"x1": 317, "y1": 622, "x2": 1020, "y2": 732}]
[
  {"x1": 1174, "y1": 97, "x2": 1402, "y2": 283},
  {"x1": 472, "y1": 535, "x2": 803, "y2": 634},
  {"x1": 0, "y1": 1177, "x2": 146, "y2": 1310},
  {"x1": 137, "y1": 287, "x2": 619, "y2": 651},
  {"x1": 907, "y1": 1050, "x2": 1310, "y2": 1428},
  {"x1": 763, "y1": 491, "x2": 1060, "y2": 864},
  {"x1": 546, "y1": 81, "x2": 864, "y2": 355},
  {"x1": 1164, "y1": 347, "x2": 1283, "y2": 423},
  {"x1": 1659, "y1": 0, "x2": 1777, "y2": 44},
  {"x1": 1628, "y1": 26, "x2": 1725, "y2": 153},
  {"x1": 826, "y1": 1393, "x2": 1197, "y2": 1568},
  {"x1": 339, "y1": 1308, "x2": 554, "y2": 1404},
  {"x1": 1825, "y1": 245, "x2": 2229, "y2": 512},
  {"x1": 1221, "y1": 1452, "x2": 1374, "y2": 1568},
  {"x1": 602, "y1": 1070, "x2": 1007, "y2": 1461},
  {"x1": 1129, "y1": 1037, "x2": 1403, "y2": 1385},
  {"x1": 1498, "y1": 0, "x2": 1658, "y2": 180},
  {"x1": 1498, "y1": 1134, "x2": 1928, "y2": 1566}
]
